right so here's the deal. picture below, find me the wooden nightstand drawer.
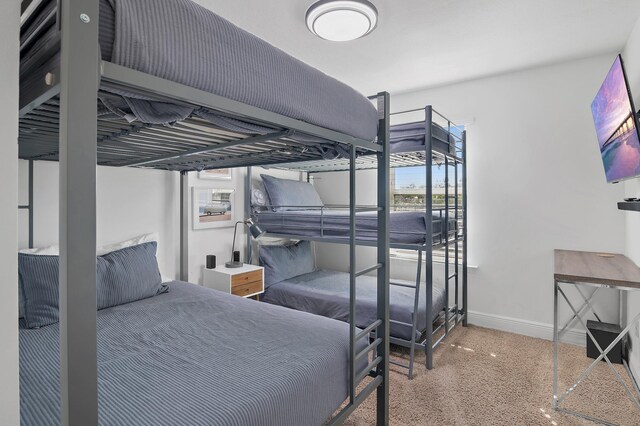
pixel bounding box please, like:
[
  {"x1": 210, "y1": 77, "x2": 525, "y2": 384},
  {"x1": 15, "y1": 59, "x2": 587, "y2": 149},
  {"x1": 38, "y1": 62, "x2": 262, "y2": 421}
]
[
  {"x1": 231, "y1": 280, "x2": 263, "y2": 297},
  {"x1": 203, "y1": 264, "x2": 264, "y2": 299},
  {"x1": 231, "y1": 270, "x2": 262, "y2": 286}
]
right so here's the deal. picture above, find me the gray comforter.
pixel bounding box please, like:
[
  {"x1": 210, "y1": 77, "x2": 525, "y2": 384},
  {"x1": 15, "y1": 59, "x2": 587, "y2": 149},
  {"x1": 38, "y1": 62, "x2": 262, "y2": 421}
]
[
  {"x1": 254, "y1": 209, "x2": 455, "y2": 245},
  {"x1": 263, "y1": 270, "x2": 447, "y2": 341},
  {"x1": 97, "y1": 0, "x2": 378, "y2": 142},
  {"x1": 20, "y1": 282, "x2": 364, "y2": 426}
]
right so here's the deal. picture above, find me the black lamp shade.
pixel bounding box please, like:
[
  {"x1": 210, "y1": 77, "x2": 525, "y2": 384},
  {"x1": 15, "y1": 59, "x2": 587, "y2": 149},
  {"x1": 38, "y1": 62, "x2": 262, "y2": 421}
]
[{"x1": 249, "y1": 223, "x2": 265, "y2": 239}]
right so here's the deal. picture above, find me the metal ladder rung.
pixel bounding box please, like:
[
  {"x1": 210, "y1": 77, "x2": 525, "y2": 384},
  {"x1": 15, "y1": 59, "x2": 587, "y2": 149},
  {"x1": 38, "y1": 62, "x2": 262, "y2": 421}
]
[
  {"x1": 448, "y1": 273, "x2": 457, "y2": 280},
  {"x1": 390, "y1": 359, "x2": 410, "y2": 370},
  {"x1": 356, "y1": 319, "x2": 382, "y2": 341},
  {"x1": 390, "y1": 319, "x2": 412, "y2": 327},
  {"x1": 355, "y1": 338, "x2": 382, "y2": 363},
  {"x1": 356, "y1": 356, "x2": 382, "y2": 386},
  {"x1": 356, "y1": 263, "x2": 382, "y2": 277},
  {"x1": 389, "y1": 281, "x2": 416, "y2": 289}
]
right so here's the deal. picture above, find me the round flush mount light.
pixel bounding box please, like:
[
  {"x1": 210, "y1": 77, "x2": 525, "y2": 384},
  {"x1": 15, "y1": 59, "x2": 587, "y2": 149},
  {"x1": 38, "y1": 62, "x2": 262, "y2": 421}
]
[{"x1": 306, "y1": 0, "x2": 378, "y2": 42}]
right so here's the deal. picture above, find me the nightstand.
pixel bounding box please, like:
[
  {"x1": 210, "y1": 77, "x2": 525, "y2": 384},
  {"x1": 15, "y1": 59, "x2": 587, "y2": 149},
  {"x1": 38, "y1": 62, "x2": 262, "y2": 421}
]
[{"x1": 203, "y1": 263, "x2": 264, "y2": 299}]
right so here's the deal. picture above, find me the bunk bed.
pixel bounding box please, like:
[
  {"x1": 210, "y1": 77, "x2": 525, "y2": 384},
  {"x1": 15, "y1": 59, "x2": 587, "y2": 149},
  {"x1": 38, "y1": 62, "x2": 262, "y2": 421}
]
[
  {"x1": 18, "y1": 0, "x2": 391, "y2": 424},
  {"x1": 246, "y1": 106, "x2": 467, "y2": 378}
]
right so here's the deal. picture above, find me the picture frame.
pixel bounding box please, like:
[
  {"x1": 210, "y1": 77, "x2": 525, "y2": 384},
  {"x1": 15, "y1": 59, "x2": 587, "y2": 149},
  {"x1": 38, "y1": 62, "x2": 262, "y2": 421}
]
[
  {"x1": 192, "y1": 187, "x2": 236, "y2": 230},
  {"x1": 198, "y1": 168, "x2": 232, "y2": 180}
]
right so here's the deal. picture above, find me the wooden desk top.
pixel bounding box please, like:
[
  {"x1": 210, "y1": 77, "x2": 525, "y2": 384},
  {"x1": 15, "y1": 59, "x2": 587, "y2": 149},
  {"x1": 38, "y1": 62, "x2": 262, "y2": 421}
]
[{"x1": 554, "y1": 250, "x2": 640, "y2": 289}]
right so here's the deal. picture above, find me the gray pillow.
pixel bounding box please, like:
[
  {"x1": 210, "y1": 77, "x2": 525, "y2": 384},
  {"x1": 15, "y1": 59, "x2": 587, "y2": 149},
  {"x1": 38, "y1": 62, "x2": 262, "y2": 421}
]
[
  {"x1": 259, "y1": 241, "x2": 315, "y2": 287},
  {"x1": 19, "y1": 242, "x2": 164, "y2": 329},
  {"x1": 261, "y1": 175, "x2": 324, "y2": 211},
  {"x1": 96, "y1": 242, "x2": 164, "y2": 310}
]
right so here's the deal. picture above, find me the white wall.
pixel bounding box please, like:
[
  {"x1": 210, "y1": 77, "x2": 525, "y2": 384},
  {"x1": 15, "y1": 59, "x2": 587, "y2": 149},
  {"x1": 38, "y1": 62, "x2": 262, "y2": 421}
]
[
  {"x1": 19, "y1": 161, "x2": 181, "y2": 281},
  {"x1": 188, "y1": 167, "x2": 302, "y2": 285},
  {"x1": 623, "y1": 14, "x2": 640, "y2": 383},
  {"x1": 315, "y1": 54, "x2": 627, "y2": 342},
  {"x1": 187, "y1": 169, "x2": 246, "y2": 284},
  {"x1": 0, "y1": 2, "x2": 20, "y2": 424}
]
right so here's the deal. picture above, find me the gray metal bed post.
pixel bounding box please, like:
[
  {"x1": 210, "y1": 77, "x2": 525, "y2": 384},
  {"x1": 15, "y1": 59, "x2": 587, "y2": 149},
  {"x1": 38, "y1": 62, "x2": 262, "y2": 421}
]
[
  {"x1": 454, "y1": 152, "x2": 459, "y2": 324},
  {"x1": 58, "y1": 0, "x2": 100, "y2": 424},
  {"x1": 18, "y1": 160, "x2": 35, "y2": 248},
  {"x1": 376, "y1": 91, "x2": 390, "y2": 425},
  {"x1": 424, "y1": 106, "x2": 434, "y2": 370},
  {"x1": 444, "y1": 156, "x2": 450, "y2": 336},
  {"x1": 246, "y1": 166, "x2": 252, "y2": 264},
  {"x1": 349, "y1": 144, "x2": 357, "y2": 404},
  {"x1": 180, "y1": 171, "x2": 189, "y2": 281},
  {"x1": 28, "y1": 159, "x2": 34, "y2": 248},
  {"x1": 462, "y1": 130, "x2": 468, "y2": 326}
]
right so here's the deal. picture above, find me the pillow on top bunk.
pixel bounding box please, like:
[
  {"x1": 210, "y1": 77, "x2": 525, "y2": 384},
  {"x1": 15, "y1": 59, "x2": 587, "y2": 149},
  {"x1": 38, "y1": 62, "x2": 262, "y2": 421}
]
[
  {"x1": 259, "y1": 241, "x2": 315, "y2": 287},
  {"x1": 261, "y1": 175, "x2": 324, "y2": 211},
  {"x1": 19, "y1": 242, "x2": 165, "y2": 329}
]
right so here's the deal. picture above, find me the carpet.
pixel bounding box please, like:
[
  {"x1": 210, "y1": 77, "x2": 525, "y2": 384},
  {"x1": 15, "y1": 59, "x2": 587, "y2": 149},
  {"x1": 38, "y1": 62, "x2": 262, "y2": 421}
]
[{"x1": 343, "y1": 325, "x2": 640, "y2": 425}]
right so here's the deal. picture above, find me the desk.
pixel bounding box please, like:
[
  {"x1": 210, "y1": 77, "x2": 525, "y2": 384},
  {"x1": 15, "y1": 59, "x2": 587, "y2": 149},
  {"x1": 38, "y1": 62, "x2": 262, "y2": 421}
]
[{"x1": 553, "y1": 249, "x2": 640, "y2": 424}]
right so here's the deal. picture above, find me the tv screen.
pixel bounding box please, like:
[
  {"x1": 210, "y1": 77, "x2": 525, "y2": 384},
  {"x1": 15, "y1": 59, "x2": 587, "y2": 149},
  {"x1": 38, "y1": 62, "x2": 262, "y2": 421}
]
[{"x1": 591, "y1": 55, "x2": 640, "y2": 183}]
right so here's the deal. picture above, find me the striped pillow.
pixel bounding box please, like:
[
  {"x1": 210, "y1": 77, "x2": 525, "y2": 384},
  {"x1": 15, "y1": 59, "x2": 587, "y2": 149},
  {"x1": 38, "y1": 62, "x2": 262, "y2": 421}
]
[{"x1": 19, "y1": 242, "x2": 164, "y2": 329}]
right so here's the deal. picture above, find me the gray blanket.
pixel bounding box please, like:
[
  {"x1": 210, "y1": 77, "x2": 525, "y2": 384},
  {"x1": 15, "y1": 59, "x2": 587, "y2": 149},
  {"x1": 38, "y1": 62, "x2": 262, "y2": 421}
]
[
  {"x1": 20, "y1": 282, "x2": 365, "y2": 426},
  {"x1": 254, "y1": 210, "x2": 454, "y2": 245},
  {"x1": 263, "y1": 270, "x2": 447, "y2": 341},
  {"x1": 98, "y1": 0, "x2": 378, "y2": 142}
]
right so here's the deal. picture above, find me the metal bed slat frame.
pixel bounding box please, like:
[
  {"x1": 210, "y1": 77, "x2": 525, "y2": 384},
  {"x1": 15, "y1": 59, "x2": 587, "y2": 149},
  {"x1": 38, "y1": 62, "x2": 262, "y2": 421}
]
[
  {"x1": 19, "y1": 1, "x2": 391, "y2": 424},
  {"x1": 253, "y1": 105, "x2": 467, "y2": 376}
]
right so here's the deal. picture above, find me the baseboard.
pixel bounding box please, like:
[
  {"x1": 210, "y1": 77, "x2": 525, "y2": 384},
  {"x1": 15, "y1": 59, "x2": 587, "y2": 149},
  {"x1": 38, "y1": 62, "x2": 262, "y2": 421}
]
[{"x1": 467, "y1": 310, "x2": 585, "y2": 347}]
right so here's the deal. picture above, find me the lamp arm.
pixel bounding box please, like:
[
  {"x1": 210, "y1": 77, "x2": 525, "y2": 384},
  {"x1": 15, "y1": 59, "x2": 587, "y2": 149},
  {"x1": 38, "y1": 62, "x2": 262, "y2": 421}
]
[{"x1": 230, "y1": 221, "x2": 244, "y2": 261}]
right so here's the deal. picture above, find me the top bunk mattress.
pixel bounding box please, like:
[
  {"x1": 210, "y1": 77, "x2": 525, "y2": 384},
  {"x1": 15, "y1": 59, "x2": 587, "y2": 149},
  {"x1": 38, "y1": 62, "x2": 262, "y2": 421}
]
[
  {"x1": 254, "y1": 209, "x2": 457, "y2": 245},
  {"x1": 19, "y1": 281, "x2": 364, "y2": 426},
  {"x1": 22, "y1": 0, "x2": 379, "y2": 142},
  {"x1": 390, "y1": 121, "x2": 457, "y2": 154}
]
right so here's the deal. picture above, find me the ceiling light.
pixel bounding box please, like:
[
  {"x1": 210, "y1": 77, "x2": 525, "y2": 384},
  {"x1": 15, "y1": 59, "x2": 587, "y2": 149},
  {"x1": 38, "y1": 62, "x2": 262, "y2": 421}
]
[{"x1": 306, "y1": 0, "x2": 378, "y2": 42}]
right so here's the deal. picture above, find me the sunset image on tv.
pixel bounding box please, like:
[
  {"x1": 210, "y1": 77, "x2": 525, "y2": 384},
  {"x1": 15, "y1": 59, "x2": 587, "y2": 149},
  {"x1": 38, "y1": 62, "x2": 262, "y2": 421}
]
[{"x1": 591, "y1": 56, "x2": 640, "y2": 182}]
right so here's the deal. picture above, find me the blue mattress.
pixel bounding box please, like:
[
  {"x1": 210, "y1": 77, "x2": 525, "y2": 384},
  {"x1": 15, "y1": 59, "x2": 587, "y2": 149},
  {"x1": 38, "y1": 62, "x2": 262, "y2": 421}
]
[
  {"x1": 97, "y1": 0, "x2": 379, "y2": 142},
  {"x1": 23, "y1": 0, "x2": 378, "y2": 152},
  {"x1": 254, "y1": 210, "x2": 456, "y2": 245},
  {"x1": 390, "y1": 121, "x2": 456, "y2": 154},
  {"x1": 19, "y1": 282, "x2": 365, "y2": 426},
  {"x1": 263, "y1": 270, "x2": 447, "y2": 341}
]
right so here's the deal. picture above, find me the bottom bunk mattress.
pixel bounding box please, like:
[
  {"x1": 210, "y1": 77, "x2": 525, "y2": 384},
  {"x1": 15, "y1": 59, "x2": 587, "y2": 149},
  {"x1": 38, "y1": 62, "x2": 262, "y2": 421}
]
[
  {"x1": 19, "y1": 281, "x2": 365, "y2": 426},
  {"x1": 262, "y1": 269, "x2": 446, "y2": 341},
  {"x1": 254, "y1": 210, "x2": 456, "y2": 245}
]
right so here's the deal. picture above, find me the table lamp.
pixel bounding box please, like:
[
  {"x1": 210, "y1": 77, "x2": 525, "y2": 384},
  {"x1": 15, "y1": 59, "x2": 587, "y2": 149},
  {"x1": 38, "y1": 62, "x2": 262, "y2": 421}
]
[{"x1": 225, "y1": 218, "x2": 265, "y2": 268}]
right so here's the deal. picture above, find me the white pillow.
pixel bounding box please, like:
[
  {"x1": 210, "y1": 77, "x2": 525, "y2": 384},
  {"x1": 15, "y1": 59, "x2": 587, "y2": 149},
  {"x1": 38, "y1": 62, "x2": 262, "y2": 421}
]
[
  {"x1": 96, "y1": 232, "x2": 160, "y2": 256},
  {"x1": 19, "y1": 233, "x2": 173, "y2": 283}
]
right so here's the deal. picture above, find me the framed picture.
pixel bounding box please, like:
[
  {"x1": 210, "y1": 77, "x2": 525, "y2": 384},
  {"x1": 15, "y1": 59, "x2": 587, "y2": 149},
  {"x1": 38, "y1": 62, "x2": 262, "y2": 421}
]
[
  {"x1": 199, "y1": 168, "x2": 232, "y2": 180},
  {"x1": 193, "y1": 188, "x2": 236, "y2": 230}
]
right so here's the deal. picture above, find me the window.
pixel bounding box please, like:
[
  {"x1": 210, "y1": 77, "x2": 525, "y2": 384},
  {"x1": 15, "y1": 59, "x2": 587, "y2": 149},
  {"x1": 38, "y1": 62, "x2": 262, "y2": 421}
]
[{"x1": 389, "y1": 125, "x2": 465, "y2": 263}]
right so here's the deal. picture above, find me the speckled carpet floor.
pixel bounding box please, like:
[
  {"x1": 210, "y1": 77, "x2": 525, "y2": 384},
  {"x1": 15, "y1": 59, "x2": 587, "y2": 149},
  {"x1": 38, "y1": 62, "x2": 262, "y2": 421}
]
[{"x1": 342, "y1": 325, "x2": 640, "y2": 425}]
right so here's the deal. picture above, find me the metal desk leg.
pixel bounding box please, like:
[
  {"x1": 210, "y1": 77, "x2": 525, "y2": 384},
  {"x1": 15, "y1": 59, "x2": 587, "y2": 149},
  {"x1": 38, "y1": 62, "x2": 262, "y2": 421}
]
[{"x1": 553, "y1": 279, "x2": 559, "y2": 409}]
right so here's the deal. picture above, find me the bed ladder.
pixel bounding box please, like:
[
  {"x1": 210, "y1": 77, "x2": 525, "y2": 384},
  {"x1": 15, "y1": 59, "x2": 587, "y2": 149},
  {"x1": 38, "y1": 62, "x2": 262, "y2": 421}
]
[
  {"x1": 328, "y1": 92, "x2": 390, "y2": 425},
  {"x1": 387, "y1": 248, "x2": 424, "y2": 379}
]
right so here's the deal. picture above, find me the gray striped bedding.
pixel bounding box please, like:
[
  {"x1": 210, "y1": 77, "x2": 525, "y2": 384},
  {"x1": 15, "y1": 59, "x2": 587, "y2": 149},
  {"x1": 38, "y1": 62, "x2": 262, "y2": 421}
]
[
  {"x1": 20, "y1": 282, "x2": 365, "y2": 426},
  {"x1": 254, "y1": 210, "x2": 457, "y2": 245},
  {"x1": 262, "y1": 269, "x2": 446, "y2": 341},
  {"x1": 95, "y1": 0, "x2": 378, "y2": 142}
]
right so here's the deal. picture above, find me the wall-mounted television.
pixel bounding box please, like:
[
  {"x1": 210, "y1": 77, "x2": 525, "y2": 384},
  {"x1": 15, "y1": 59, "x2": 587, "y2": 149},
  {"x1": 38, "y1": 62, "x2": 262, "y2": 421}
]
[{"x1": 591, "y1": 54, "x2": 640, "y2": 183}]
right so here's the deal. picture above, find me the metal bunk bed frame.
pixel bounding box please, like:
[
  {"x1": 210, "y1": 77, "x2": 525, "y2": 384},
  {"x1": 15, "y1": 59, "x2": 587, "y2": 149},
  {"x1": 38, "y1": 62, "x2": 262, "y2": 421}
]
[
  {"x1": 18, "y1": 0, "x2": 391, "y2": 424},
  {"x1": 248, "y1": 105, "x2": 467, "y2": 377}
]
